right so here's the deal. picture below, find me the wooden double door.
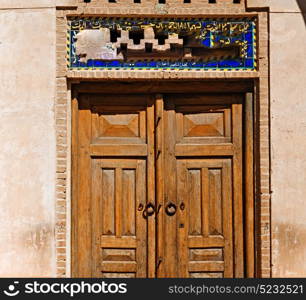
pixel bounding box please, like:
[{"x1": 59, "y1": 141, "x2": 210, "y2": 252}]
[{"x1": 73, "y1": 90, "x2": 251, "y2": 278}]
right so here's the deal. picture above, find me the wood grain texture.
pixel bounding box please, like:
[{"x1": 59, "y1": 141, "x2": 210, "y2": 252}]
[
  {"x1": 245, "y1": 93, "x2": 255, "y2": 277},
  {"x1": 155, "y1": 95, "x2": 165, "y2": 278},
  {"x1": 75, "y1": 81, "x2": 253, "y2": 94},
  {"x1": 76, "y1": 95, "x2": 92, "y2": 277},
  {"x1": 232, "y1": 101, "x2": 244, "y2": 277},
  {"x1": 73, "y1": 95, "x2": 150, "y2": 278},
  {"x1": 222, "y1": 160, "x2": 234, "y2": 278},
  {"x1": 175, "y1": 144, "x2": 234, "y2": 156},
  {"x1": 162, "y1": 97, "x2": 178, "y2": 277},
  {"x1": 71, "y1": 91, "x2": 79, "y2": 277},
  {"x1": 122, "y1": 169, "x2": 136, "y2": 236},
  {"x1": 177, "y1": 159, "x2": 233, "y2": 278},
  {"x1": 146, "y1": 97, "x2": 156, "y2": 278}
]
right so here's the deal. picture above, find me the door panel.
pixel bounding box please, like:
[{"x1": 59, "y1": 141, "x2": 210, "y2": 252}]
[
  {"x1": 175, "y1": 104, "x2": 232, "y2": 144},
  {"x1": 73, "y1": 91, "x2": 247, "y2": 278},
  {"x1": 177, "y1": 159, "x2": 233, "y2": 278},
  {"x1": 73, "y1": 94, "x2": 155, "y2": 277},
  {"x1": 92, "y1": 159, "x2": 147, "y2": 278},
  {"x1": 91, "y1": 104, "x2": 147, "y2": 144},
  {"x1": 160, "y1": 95, "x2": 243, "y2": 278}
]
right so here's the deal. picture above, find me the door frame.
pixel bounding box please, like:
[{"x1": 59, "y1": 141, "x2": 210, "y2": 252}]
[{"x1": 71, "y1": 80, "x2": 257, "y2": 278}]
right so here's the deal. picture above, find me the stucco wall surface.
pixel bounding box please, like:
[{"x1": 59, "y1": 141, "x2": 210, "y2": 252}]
[
  {"x1": 0, "y1": 0, "x2": 77, "y2": 9},
  {"x1": 0, "y1": 8, "x2": 56, "y2": 276},
  {"x1": 270, "y1": 11, "x2": 306, "y2": 277},
  {"x1": 247, "y1": 0, "x2": 306, "y2": 12}
]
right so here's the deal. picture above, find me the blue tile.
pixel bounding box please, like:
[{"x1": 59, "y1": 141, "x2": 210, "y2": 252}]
[
  {"x1": 247, "y1": 45, "x2": 253, "y2": 58},
  {"x1": 245, "y1": 32, "x2": 253, "y2": 43},
  {"x1": 202, "y1": 38, "x2": 211, "y2": 47},
  {"x1": 219, "y1": 59, "x2": 242, "y2": 68},
  {"x1": 94, "y1": 61, "x2": 106, "y2": 67},
  {"x1": 68, "y1": 18, "x2": 256, "y2": 71},
  {"x1": 245, "y1": 58, "x2": 254, "y2": 68},
  {"x1": 204, "y1": 61, "x2": 218, "y2": 68}
]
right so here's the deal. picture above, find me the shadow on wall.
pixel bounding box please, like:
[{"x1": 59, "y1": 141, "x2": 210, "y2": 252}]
[{"x1": 296, "y1": 0, "x2": 306, "y2": 26}]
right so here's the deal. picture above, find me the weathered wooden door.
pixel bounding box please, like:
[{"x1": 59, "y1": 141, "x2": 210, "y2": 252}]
[
  {"x1": 73, "y1": 94, "x2": 156, "y2": 278},
  {"x1": 72, "y1": 91, "x2": 246, "y2": 278}
]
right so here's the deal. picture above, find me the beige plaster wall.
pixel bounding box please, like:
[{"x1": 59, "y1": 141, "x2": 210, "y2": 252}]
[
  {"x1": 270, "y1": 10, "x2": 306, "y2": 276},
  {"x1": 0, "y1": 7, "x2": 56, "y2": 276},
  {"x1": 248, "y1": 0, "x2": 305, "y2": 12}
]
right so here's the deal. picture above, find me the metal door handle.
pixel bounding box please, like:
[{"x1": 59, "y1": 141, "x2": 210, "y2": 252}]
[
  {"x1": 142, "y1": 202, "x2": 155, "y2": 219},
  {"x1": 165, "y1": 202, "x2": 177, "y2": 216}
]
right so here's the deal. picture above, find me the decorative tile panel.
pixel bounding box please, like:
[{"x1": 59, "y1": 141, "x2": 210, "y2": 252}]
[{"x1": 67, "y1": 17, "x2": 256, "y2": 70}]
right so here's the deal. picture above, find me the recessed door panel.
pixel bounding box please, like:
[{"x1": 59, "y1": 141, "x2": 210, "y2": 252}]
[
  {"x1": 177, "y1": 159, "x2": 233, "y2": 278},
  {"x1": 92, "y1": 159, "x2": 147, "y2": 278}
]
